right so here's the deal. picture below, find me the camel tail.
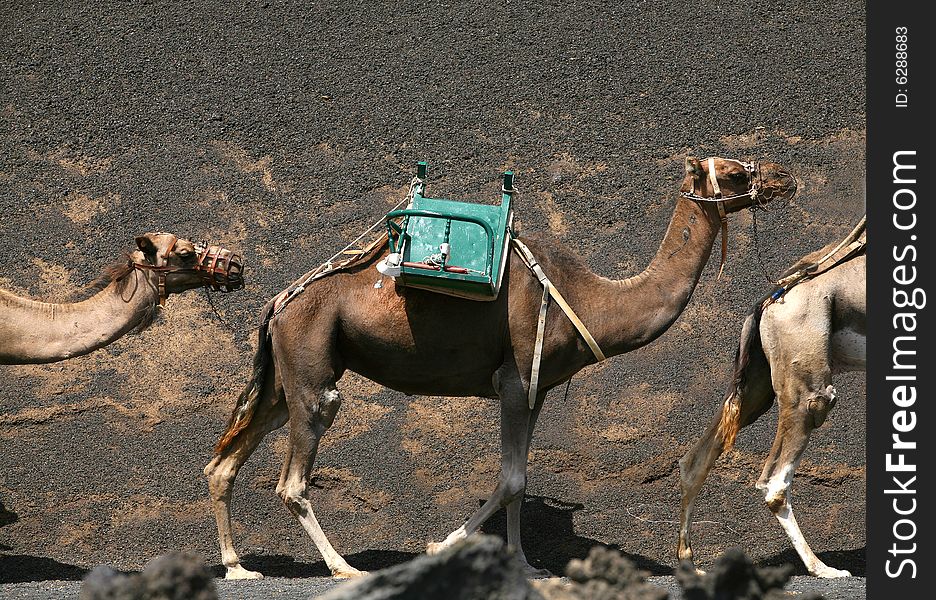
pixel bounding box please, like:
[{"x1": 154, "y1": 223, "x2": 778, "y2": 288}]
[
  {"x1": 715, "y1": 306, "x2": 765, "y2": 452},
  {"x1": 214, "y1": 300, "x2": 277, "y2": 454}
]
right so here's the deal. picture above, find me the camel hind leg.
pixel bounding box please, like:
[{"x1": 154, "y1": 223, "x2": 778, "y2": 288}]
[
  {"x1": 757, "y1": 296, "x2": 850, "y2": 578},
  {"x1": 677, "y1": 366, "x2": 773, "y2": 566},
  {"x1": 271, "y1": 327, "x2": 363, "y2": 578},
  {"x1": 204, "y1": 377, "x2": 288, "y2": 579},
  {"x1": 677, "y1": 317, "x2": 774, "y2": 569}
]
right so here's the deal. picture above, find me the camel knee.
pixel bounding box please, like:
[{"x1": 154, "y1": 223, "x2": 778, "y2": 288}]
[
  {"x1": 315, "y1": 388, "x2": 342, "y2": 433},
  {"x1": 806, "y1": 385, "x2": 837, "y2": 428},
  {"x1": 205, "y1": 457, "x2": 235, "y2": 502},
  {"x1": 678, "y1": 452, "x2": 698, "y2": 488},
  {"x1": 765, "y1": 493, "x2": 787, "y2": 514},
  {"x1": 757, "y1": 464, "x2": 793, "y2": 515},
  {"x1": 760, "y1": 479, "x2": 790, "y2": 514},
  {"x1": 500, "y1": 472, "x2": 527, "y2": 505},
  {"x1": 276, "y1": 478, "x2": 307, "y2": 509}
]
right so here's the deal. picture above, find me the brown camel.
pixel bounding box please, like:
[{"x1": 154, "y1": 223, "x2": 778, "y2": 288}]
[
  {"x1": 677, "y1": 221, "x2": 866, "y2": 578},
  {"x1": 204, "y1": 156, "x2": 797, "y2": 579},
  {"x1": 0, "y1": 232, "x2": 243, "y2": 365}
]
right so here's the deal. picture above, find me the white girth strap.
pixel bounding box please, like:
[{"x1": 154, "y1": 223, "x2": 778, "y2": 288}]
[
  {"x1": 707, "y1": 157, "x2": 729, "y2": 279},
  {"x1": 512, "y1": 238, "x2": 606, "y2": 409}
]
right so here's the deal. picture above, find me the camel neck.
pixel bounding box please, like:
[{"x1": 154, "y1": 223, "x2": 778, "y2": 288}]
[
  {"x1": 0, "y1": 269, "x2": 159, "y2": 364},
  {"x1": 588, "y1": 195, "x2": 723, "y2": 356}
]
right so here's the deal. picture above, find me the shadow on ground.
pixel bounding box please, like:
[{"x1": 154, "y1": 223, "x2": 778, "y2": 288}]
[
  {"x1": 481, "y1": 494, "x2": 673, "y2": 576},
  {"x1": 209, "y1": 494, "x2": 673, "y2": 579},
  {"x1": 221, "y1": 549, "x2": 421, "y2": 579},
  {"x1": 0, "y1": 554, "x2": 89, "y2": 583},
  {"x1": 0, "y1": 499, "x2": 16, "y2": 527}
]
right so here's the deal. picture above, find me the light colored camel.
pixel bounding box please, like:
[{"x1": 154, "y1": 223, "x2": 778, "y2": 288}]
[
  {"x1": 204, "y1": 156, "x2": 798, "y2": 579},
  {"x1": 677, "y1": 222, "x2": 866, "y2": 577},
  {"x1": 0, "y1": 232, "x2": 243, "y2": 365}
]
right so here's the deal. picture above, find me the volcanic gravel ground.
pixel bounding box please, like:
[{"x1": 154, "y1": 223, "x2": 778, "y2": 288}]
[
  {"x1": 1, "y1": 0, "x2": 864, "y2": 592},
  {"x1": 0, "y1": 576, "x2": 868, "y2": 600}
]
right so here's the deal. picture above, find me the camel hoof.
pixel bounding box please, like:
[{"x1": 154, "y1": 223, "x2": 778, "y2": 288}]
[
  {"x1": 812, "y1": 565, "x2": 851, "y2": 578},
  {"x1": 426, "y1": 541, "x2": 446, "y2": 555},
  {"x1": 524, "y1": 566, "x2": 555, "y2": 579},
  {"x1": 331, "y1": 567, "x2": 367, "y2": 579},
  {"x1": 224, "y1": 564, "x2": 263, "y2": 580}
]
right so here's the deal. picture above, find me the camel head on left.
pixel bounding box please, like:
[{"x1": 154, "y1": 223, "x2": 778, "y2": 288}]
[{"x1": 132, "y1": 232, "x2": 244, "y2": 301}]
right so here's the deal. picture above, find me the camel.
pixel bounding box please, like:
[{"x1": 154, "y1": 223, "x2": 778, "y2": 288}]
[
  {"x1": 0, "y1": 232, "x2": 243, "y2": 365},
  {"x1": 677, "y1": 220, "x2": 866, "y2": 578},
  {"x1": 204, "y1": 156, "x2": 798, "y2": 580}
]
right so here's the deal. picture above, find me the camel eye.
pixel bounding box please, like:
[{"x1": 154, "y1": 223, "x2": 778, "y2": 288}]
[
  {"x1": 729, "y1": 171, "x2": 747, "y2": 183},
  {"x1": 176, "y1": 248, "x2": 193, "y2": 259}
]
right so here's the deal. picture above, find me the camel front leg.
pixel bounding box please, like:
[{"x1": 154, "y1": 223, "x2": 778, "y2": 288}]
[
  {"x1": 204, "y1": 397, "x2": 288, "y2": 579},
  {"x1": 505, "y1": 391, "x2": 552, "y2": 578},
  {"x1": 428, "y1": 368, "x2": 536, "y2": 571}
]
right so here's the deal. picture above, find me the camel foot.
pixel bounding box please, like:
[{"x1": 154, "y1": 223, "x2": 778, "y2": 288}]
[
  {"x1": 426, "y1": 541, "x2": 446, "y2": 555},
  {"x1": 331, "y1": 566, "x2": 368, "y2": 579},
  {"x1": 811, "y1": 565, "x2": 851, "y2": 578},
  {"x1": 522, "y1": 564, "x2": 554, "y2": 579},
  {"x1": 224, "y1": 564, "x2": 263, "y2": 580},
  {"x1": 427, "y1": 525, "x2": 468, "y2": 555}
]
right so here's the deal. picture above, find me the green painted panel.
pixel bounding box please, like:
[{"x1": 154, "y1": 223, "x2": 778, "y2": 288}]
[{"x1": 385, "y1": 166, "x2": 514, "y2": 300}]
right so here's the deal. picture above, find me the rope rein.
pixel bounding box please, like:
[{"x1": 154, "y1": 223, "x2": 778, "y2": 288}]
[
  {"x1": 257, "y1": 176, "x2": 421, "y2": 331},
  {"x1": 750, "y1": 207, "x2": 776, "y2": 284}
]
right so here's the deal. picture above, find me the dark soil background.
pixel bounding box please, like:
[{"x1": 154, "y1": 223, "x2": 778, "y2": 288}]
[{"x1": 0, "y1": 0, "x2": 865, "y2": 586}]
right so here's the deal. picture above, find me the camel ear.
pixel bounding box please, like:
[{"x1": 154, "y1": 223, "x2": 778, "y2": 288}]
[
  {"x1": 136, "y1": 235, "x2": 157, "y2": 255},
  {"x1": 685, "y1": 156, "x2": 704, "y2": 180}
]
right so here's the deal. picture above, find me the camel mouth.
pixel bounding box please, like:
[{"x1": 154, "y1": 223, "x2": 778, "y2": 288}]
[
  {"x1": 755, "y1": 168, "x2": 798, "y2": 204},
  {"x1": 777, "y1": 170, "x2": 798, "y2": 199},
  {"x1": 195, "y1": 244, "x2": 245, "y2": 292}
]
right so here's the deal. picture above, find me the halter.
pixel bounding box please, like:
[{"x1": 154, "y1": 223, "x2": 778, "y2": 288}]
[
  {"x1": 680, "y1": 157, "x2": 764, "y2": 278},
  {"x1": 131, "y1": 236, "x2": 244, "y2": 305}
]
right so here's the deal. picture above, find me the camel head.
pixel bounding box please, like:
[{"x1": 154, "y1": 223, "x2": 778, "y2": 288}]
[
  {"x1": 681, "y1": 156, "x2": 797, "y2": 213},
  {"x1": 132, "y1": 232, "x2": 244, "y2": 300}
]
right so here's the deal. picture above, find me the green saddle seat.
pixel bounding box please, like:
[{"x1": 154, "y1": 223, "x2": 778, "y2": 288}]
[{"x1": 382, "y1": 162, "x2": 515, "y2": 301}]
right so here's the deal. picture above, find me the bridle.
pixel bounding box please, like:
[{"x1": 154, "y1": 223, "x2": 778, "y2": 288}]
[
  {"x1": 680, "y1": 157, "x2": 766, "y2": 278},
  {"x1": 130, "y1": 235, "x2": 244, "y2": 305}
]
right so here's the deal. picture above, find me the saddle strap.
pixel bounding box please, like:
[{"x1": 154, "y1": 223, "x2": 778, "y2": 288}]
[
  {"x1": 273, "y1": 231, "x2": 390, "y2": 316},
  {"x1": 512, "y1": 238, "x2": 606, "y2": 409},
  {"x1": 765, "y1": 215, "x2": 867, "y2": 307}
]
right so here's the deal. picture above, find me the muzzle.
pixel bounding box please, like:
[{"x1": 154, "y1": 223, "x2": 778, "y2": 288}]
[
  {"x1": 132, "y1": 239, "x2": 244, "y2": 305},
  {"x1": 194, "y1": 243, "x2": 245, "y2": 292}
]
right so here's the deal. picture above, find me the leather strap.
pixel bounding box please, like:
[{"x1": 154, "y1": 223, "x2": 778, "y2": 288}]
[
  {"x1": 512, "y1": 238, "x2": 606, "y2": 408},
  {"x1": 529, "y1": 282, "x2": 550, "y2": 410},
  {"x1": 708, "y1": 157, "x2": 728, "y2": 279},
  {"x1": 707, "y1": 157, "x2": 722, "y2": 199},
  {"x1": 764, "y1": 216, "x2": 866, "y2": 307}
]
